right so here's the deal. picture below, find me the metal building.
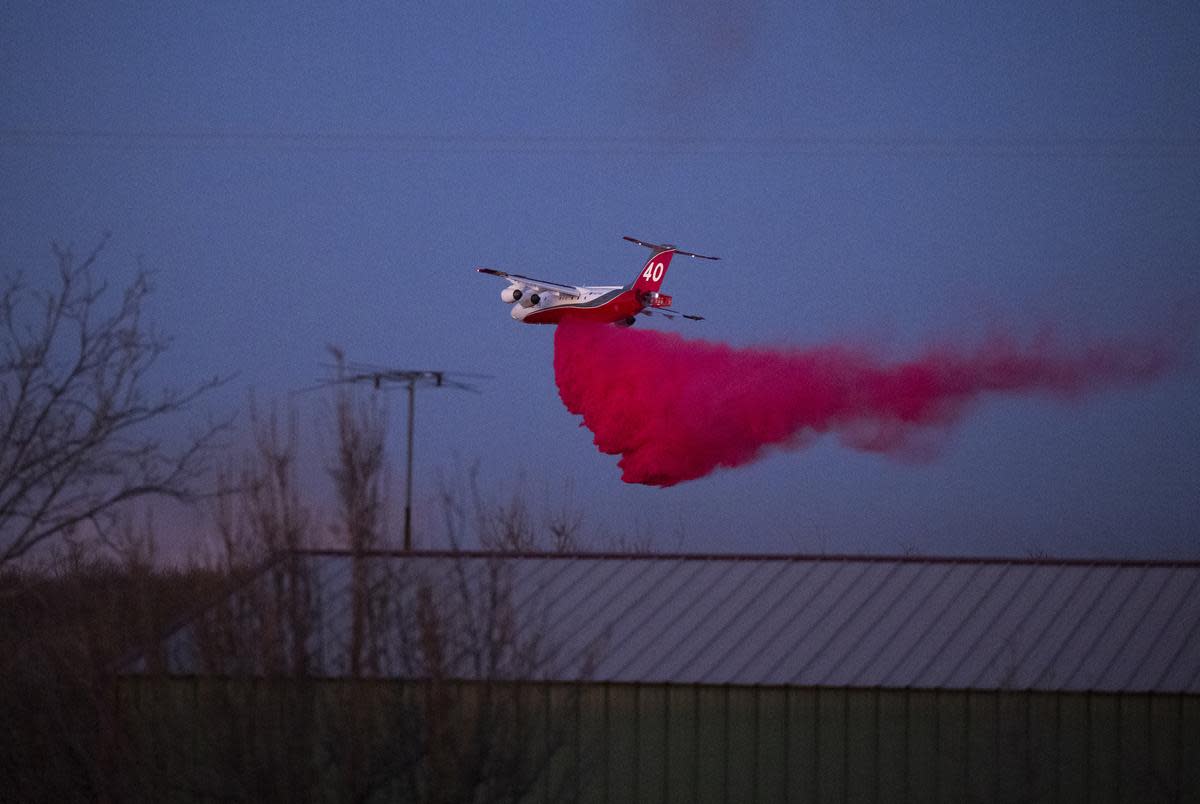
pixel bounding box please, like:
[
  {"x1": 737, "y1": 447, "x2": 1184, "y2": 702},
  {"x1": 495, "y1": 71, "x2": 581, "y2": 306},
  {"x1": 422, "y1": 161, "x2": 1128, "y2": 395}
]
[{"x1": 123, "y1": 551, "x2": 1200, "y2": 801}]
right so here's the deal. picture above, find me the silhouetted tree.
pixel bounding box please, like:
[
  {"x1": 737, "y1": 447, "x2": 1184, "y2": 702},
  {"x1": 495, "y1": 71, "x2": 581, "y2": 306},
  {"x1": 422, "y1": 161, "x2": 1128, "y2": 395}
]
[
  {"x1": 209, "y1": 401, "x2": 314, "y2": 676},
  {"x1": 119, "y1": 404, "x2": 600, "y2": 802},
  {"x1": 0, "y1": 534, "x2": 228, "y2": 802},
  {"x1": 0, "y1": 234, "x2": 226, "y2": 566},
  {"x1": 436, "y1": 462, "x2": 589, "y2": 553},
  {"x1": 326, "y1": 346, "x2": 390, "y2": 679}
]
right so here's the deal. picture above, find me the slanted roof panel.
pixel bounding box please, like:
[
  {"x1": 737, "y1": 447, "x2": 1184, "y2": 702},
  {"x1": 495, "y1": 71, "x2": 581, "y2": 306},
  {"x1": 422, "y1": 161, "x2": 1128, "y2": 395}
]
[
  {"x1": 615, "y1": 559, "x2": 766, "y2": 683},
  {"x1": 1006, "y1": 564, "x2": 1109, "y2": 690},
  {"x1": 1058, "y1": 567, "x2": 1146, "y2": 689},
  {"x1": 691, "y1": 560, "x2": 824, "y2": 684},
  {"x1": 824, "y1": 561, "x2": 952, "y2": 687},
  {"x1": 548, "y1": 558, "x2": 662, "y2": 678},
  {"x1": 802, "y1": 562, "x2": 928, "y2": 686},
  {"x1": 914, "y1": 563, "x2": 1028, "y2": 687},
  {"x1": 683, "y1": 559, "x2": 801, "y2": 684},
  {"x1": 958, "y1": 565, "x2": 1064, "y2": 689},
  {"x1": 723, "y1": 561, "x2": 850, "y2": 682},
  {"x1": 145, "y1": 551, "x2": 1200, "y2": 693},
  {"x1": 1098, "y1": 568, "x2": 1195, "y2": 691},
  {"x1": 1142, "y1": 571, "x2": 1200, "y2": 691},
  {"x1": 852, "y1": 561, "x2": 986, "y2": 687},
  {"x1": 740, "y1": 561, "x2": 876, "y2": 685},
  {"x1": 779, "y1": 562, "x2": 901, "y2": 686},
  {"x1": 594, "y1": 559, "x2": 727, "y2": 681}
]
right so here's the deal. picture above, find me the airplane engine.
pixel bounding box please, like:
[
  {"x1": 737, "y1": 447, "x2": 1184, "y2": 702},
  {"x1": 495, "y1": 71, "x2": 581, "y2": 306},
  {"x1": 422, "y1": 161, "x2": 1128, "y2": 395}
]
[
  {"x1": 500, "y1": 286, "x2": 524, "y2": 304},
  {"x1": 519, "y1": 292, "x2": 542, "y2": 308}
]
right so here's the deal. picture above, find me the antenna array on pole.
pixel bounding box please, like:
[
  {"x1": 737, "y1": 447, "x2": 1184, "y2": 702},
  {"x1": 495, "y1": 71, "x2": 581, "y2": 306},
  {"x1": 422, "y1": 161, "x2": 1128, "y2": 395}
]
[{"x1": 310, "y1": 358, "x2": 486, "y2": 551}]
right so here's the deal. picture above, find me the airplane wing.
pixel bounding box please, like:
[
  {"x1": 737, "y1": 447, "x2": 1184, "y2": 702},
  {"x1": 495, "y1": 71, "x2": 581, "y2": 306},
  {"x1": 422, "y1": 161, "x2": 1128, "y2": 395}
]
[
  {"x1": 640, "y1": 307, "x2": 705, "y2": 322},
  {"x1": 476, "y1": 268, "x2": 581, "y2": 299}
]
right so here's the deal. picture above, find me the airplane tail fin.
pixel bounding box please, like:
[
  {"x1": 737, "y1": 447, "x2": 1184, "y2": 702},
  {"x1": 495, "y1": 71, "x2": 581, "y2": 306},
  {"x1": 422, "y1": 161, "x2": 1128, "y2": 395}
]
[
  {"x1": 624, "y1": 235, "x2": 718, "y2": 294},
  {"x1": 632, "y1": 248, "x2": 676, "y2": 293}
]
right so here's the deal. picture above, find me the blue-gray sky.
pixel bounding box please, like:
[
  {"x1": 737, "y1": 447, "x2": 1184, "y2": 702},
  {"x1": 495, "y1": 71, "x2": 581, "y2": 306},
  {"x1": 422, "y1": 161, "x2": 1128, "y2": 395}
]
[{"x1": 2, "y1": 2, "x2": 1197, "y2": 558}]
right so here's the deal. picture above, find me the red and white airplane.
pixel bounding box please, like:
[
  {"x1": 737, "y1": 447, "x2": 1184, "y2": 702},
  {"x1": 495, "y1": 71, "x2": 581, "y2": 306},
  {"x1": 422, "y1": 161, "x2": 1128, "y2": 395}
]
[{"x1": 477, "y1": 236, "x2": 718, "y2": 326}]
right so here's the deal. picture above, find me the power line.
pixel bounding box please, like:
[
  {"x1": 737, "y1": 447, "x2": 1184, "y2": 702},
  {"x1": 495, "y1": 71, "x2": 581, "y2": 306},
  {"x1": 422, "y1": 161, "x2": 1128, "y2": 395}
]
[{"x1": 2, "y1": 128, "x2": 1197, "y2": 158}]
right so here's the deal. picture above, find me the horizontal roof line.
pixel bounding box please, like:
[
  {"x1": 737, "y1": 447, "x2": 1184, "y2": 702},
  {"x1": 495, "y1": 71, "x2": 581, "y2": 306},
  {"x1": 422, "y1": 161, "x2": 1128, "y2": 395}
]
[
  {"x1": 291, "y1": 548, "x2": 1200, "y2": 569},
  {"x1": 113, "y1": 672, "x2": 1193, "y2": 697}
]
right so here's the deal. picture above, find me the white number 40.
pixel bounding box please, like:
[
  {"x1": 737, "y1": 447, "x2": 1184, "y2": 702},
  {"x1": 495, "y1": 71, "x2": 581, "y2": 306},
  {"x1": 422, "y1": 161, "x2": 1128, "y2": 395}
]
[{"x1": 642, "y1": 262, "x2": 665, "y2": 282}]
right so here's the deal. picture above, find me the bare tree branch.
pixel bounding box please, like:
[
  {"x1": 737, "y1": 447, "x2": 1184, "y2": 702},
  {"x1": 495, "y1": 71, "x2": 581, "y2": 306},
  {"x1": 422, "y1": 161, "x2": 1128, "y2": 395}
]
[{"x1": 0, "y1": 237, "x2": 231, "y2": 566}]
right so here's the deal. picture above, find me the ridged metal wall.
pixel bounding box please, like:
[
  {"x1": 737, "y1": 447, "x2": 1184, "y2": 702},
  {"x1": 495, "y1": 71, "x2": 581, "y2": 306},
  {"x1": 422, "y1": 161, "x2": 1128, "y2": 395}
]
[{"x1": 119, "y1": 677, "x2": 1200, "y2": 802}]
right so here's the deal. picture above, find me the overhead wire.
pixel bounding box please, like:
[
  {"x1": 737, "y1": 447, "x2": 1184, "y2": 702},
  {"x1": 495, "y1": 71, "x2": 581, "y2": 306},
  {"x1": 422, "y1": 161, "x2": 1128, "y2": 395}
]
[{"x1": 1, "y1": 128, "x2": 1197, "y2": 159}]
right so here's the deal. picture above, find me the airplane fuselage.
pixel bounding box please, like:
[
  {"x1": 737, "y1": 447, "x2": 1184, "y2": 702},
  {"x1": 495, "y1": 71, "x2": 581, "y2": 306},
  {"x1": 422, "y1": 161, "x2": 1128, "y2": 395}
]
[{"x1": 511, "y1": 285, "x2": 641, "y2": 324}]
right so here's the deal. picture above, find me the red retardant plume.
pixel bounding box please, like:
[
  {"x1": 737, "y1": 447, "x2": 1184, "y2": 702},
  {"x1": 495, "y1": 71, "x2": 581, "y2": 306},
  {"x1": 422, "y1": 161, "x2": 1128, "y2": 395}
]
[{"x1": 553, "y1": 320, "x2": 1175, "y2": 487}]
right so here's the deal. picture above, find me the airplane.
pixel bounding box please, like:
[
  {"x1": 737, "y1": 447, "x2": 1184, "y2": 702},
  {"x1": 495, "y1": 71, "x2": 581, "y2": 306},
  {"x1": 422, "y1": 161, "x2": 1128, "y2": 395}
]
[{"x1": 477, "y1": 235, "x2": 718, "y2": 326}]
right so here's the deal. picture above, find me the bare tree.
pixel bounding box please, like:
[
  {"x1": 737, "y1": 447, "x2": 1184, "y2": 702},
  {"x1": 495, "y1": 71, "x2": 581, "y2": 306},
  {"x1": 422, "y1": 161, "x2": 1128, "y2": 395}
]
[
  {"x1": 0, "y1": 235, "x2": 227, "y2": 566},
  {"x1": 115, "y1": 433, "x2": 597, "y2": 802},
  {"x1": 326, "y1": 347, "x2": 390, "y2": 680},
  {"x1": 436, "y1": 462, "x2": 588, "y2": 553},
  {"x1": 208, "y1": 401, "x2": 313, "y2": 676},
  {"x1": 327, "y1": 347, "x2": 389, "y2": 557},
  {"x1": 0, "y1": 525, "x2": 230, "y2": 803}
]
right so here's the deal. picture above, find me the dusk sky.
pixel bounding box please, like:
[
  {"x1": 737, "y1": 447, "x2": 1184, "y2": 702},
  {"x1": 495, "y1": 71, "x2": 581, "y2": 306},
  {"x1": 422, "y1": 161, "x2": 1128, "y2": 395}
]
[{"x1": 2, "y1": 3, "x2": 1197, "y2": 559}]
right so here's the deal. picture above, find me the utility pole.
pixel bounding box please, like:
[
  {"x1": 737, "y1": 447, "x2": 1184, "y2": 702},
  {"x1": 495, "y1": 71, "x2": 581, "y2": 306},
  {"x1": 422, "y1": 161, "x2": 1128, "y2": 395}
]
[
  {"x1": 404, "y1": 376, "x2": 415, "y2": 550},
  {"x1": 315, "y1": 361, "x2": 483, "y2": 551}
]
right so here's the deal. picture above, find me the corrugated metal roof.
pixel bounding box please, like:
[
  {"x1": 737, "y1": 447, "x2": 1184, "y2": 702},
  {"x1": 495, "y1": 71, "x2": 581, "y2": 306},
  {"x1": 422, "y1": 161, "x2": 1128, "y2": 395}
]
[{"x1": 146, "y1": 550, "x2": 1200, "y2": 694}]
